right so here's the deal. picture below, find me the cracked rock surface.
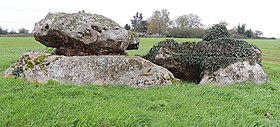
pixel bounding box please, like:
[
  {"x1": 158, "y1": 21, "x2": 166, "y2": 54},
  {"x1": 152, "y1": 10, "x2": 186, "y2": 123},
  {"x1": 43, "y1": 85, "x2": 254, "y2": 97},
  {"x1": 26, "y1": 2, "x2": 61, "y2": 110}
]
[
  {"x1": 33, "y1": 12, "x2": 138, "y2": 56},
  {"x1": 200, "y1": 61, "x2": 270, "y2": 85},
  {"x1": 5, "y1": 52, "x2": 176, "y2": 87}
]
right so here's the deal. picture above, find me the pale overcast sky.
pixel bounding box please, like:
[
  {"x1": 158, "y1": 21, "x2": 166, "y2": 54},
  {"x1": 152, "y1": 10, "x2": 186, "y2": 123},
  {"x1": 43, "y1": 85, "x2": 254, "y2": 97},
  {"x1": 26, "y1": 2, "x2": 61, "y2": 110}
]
[{"x1": 0, "y1": 0, "x2": 279, "y2": 37}]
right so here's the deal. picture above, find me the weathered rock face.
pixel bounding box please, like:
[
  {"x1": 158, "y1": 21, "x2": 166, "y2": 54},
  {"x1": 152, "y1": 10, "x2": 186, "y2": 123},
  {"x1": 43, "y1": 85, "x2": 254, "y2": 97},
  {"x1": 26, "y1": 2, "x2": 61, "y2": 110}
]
[
  {"x1": 33, "y1": 12, "x2": 139, "y2": 56},
  {"x1": 200, "y1": 61, "x2": 270, "y2": 85},
  {"x1": 4, "y1": 52, "x2": 176, "y2": 87},
  {"x1": 126, "y1": 31, "x2": 140, "y2": 50}
]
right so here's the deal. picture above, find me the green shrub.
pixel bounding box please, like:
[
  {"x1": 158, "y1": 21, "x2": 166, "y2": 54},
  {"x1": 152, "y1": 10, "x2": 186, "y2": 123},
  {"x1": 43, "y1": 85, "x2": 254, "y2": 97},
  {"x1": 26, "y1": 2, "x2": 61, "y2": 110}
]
[{"x1": 202, "y1": 24, "x2": 230, "y2": 41}]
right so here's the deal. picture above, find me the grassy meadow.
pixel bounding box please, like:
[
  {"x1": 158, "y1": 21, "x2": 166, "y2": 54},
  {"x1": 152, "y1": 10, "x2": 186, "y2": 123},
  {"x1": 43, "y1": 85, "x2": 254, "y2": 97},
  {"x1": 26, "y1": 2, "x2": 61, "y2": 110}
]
[{"x1": 0, "y1": 37, "x2": 280, "y2": 126}]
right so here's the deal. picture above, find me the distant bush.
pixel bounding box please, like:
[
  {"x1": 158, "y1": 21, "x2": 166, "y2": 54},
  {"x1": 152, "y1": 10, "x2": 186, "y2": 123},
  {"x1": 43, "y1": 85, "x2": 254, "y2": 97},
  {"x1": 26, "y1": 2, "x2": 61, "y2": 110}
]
[
  {"x1": 0, "y1": 26, "x2": 9, "y2": 34},
  {"x1": 143, "y1": 33, "x2": 166, "y2": 38},
  {"x1": 167, "y1": 28, "x2": 205, "y2": 38}
]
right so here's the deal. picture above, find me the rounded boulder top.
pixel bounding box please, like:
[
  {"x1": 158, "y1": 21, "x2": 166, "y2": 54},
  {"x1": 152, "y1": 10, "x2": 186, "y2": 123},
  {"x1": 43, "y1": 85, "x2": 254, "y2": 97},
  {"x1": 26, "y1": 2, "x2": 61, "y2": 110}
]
[{"x1": 33, "y1": 12, "x2": 137, "y2": 56}]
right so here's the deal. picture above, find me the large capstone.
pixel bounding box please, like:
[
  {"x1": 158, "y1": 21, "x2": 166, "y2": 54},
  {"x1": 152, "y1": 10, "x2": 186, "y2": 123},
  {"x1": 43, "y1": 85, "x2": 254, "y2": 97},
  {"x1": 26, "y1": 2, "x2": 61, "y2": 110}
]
[
  {"x1": 4, "y1": 52, "x2": 176, "y2": 87},
  {"x1": 33, "y1": 12, "x2": 139, "y2": 56}
]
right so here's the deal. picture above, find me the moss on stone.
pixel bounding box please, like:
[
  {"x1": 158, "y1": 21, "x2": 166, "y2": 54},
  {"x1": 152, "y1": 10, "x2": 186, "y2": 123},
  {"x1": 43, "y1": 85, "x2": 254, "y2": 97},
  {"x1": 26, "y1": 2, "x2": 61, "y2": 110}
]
[
  {"x1": 202, "y1": 24, "x2": 230, "y2": 41},
  {"x1": 34, "y1": 55, "x2": 47, "y2": 65},
  {"x1": 26, "y1": 61, "x2": 34, "y2": 68}
]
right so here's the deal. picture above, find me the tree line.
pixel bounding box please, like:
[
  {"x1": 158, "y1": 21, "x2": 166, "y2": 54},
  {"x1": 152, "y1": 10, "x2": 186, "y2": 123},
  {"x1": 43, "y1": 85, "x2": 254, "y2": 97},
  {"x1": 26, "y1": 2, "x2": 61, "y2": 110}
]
[
  {"x1": 0, "y1": 9, "x2": 265, "y2": 38},
  {"x1": 0, "y1": 26, "x2": 29, "y2": 34},
  {"x1": 126, "y1": 9, "x2": 264, "y2": 39}
]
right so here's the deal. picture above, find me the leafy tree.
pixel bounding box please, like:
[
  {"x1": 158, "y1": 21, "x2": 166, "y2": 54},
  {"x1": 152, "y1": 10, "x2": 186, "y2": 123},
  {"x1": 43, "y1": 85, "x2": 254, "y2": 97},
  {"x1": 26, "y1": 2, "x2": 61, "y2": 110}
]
[
  {"x1": 169, "y1": 20, "x2": 176, "y2": 28},
  {"x1": 175, "y1": 14, "x2": 203, "y2": 28},
  {"x1": 131, "y1": 12, "x2": 142, "y2": 32},
  {"x1": 0, "y1": 26, "x2": 9, "y2": 34},
  {"x1": 78, "y1": 10, "x2": 85, "y2": 13},
  {"x1": 130, "y1": 12, "x2": 147, "y2": 32},
  {"x1": 218, "y1": 20, "x2": 229, "y2": 26},
  {"x1": 18, "y1": 28, "x2": 29, "y2": 34},
  {"x1": 139, "y1": 20, "x2": 148, "y2": 32},
  {"x1": 147, "y1": 10, "x2": 161, "y2": 34},
  {"x1": 9, "y1": 29, "x2": 17, "y2": 34},
  {"x1": 229, "y1": 28, "x2": 244, "y2": 38},
  {"x1": 147, "y1": 9, "x2": 170, "y2": 34},
  {"x1": 168, "y1": 14, "x2": 204, "y2": 38},
  {"x1": 245, "y1": 29, "x2": 254, "y2": 38},
  {"x1": 124, "y1": 24, "x2": 131, "y2": 30},
  {"x1": 231, "y1": 24, "x2": 260, "y2": 39},
  {"x1": 236, "y1": 23, "x2": 246, "y2": 34},
  {"x1": 254, "y1": 30, "x2": 263, "y2": 38},
  {"x1": 203, "y1": 24, "x2": 230, "y2": 41},
  {"x1": 175, "y1": 16, "x2": 187, "y2": 29}
]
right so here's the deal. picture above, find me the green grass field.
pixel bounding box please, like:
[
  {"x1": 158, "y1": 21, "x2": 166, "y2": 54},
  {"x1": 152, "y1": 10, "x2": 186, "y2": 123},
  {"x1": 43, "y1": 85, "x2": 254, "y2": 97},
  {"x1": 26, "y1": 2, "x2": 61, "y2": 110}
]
[{"x1": 1, "y1": 37, "x2": 280, "y2": 126}]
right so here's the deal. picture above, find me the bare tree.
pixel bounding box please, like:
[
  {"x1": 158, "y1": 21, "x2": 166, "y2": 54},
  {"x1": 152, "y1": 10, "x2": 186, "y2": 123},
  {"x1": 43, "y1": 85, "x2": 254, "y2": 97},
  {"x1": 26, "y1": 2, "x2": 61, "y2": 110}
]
[
  {"x1": 254, "y1": 30, "x2": 263, "y2": 38},
  {"x1": 175, "y1": 14, "x2": 203, "y2": 28},
  {"x1": 18, "y1": 28, "x2": 29, "y2": 34}
]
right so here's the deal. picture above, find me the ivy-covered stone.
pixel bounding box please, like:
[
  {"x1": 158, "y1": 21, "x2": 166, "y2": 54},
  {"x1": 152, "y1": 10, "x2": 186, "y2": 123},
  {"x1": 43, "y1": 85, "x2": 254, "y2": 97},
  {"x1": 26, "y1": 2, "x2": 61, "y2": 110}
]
[
  {"x1": 202, "y1": 24, "x2": 230, "y2": 41},
  {"x1": 143, "y1": 38, "x2": 264, "y2": 84}
]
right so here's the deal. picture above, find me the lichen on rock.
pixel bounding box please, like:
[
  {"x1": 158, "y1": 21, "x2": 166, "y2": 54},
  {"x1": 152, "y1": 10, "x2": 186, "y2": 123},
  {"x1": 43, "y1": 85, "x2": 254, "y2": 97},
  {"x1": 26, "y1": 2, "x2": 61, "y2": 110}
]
[
  {"x1": 33, "y1": 12, "x2": 139, "y2": 56},
  {"x1": 200, "y1": 60, "x2": 269, "y2": 85},
  {"x1": 4, "y1": 52, "x2": 61, "y2": 82},
  {"x1": 5, "y1": 52, "x2": 176, "y2": 87}
]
